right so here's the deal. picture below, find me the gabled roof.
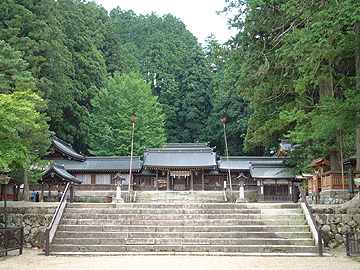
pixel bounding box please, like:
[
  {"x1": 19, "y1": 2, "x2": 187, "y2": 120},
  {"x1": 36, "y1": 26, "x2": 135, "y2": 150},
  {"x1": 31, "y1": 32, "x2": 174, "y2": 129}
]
[
  {"x1": 143, "y1": 143, "x2": 217, "y2": 170},
  {"x1": 49, "y1": 136, "x2": 86, "y2": 161},
  {"x1": 307, "y1": 156, "x2": 331, "y2": 169},
  {"x1": 39, "y1": 164, "x2": 82, "y2": 184},
  {"x1": 217, "y1": 156, "x2": 287, "y2": 171},
  {"x1": 54, "y1": 156, "x2": 143, "y2": 172},
  {"x1": 250, "y1": 162, "x2": 295, "y2": 179}
]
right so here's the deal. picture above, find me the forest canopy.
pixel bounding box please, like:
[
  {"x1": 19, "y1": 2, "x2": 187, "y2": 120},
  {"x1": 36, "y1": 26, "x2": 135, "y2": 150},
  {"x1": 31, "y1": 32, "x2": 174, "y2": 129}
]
[{"x1": 1, "y1": 0, "x2": 359, "y2": 184}]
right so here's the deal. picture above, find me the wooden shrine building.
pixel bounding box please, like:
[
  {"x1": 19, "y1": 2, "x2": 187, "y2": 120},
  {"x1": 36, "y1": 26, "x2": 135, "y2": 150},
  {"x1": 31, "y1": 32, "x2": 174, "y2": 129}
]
[{"x1": 42, "y1": 136, "x2": 297, "y2": 202}]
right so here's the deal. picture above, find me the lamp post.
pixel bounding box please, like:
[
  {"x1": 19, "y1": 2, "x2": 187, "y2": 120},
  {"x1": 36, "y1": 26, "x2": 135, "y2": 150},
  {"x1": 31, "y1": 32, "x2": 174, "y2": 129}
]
[
  {"x1": 127, "y1": 117, "x2": 136, "y2": 202},
  {"x1": 221, "y1": 118, "x2": 233, "y2": 202},
  {"x1": 1, "y1": 173, "x2": 10, "y2": 255}
]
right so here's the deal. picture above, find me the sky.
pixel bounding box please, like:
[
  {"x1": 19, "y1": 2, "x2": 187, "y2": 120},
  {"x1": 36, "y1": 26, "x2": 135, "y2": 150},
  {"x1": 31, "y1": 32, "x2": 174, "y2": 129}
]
[{"x1": 93, "y1": 0, "x2": 238, "y2": 45}]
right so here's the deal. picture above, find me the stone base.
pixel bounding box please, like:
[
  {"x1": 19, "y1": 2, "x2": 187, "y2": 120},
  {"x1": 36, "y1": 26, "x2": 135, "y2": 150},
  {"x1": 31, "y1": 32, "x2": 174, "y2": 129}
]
[
  {"x1": 236, "y1": 197, "x2": 249, "y2": 203},
  {"x1": 113, "y1": 198, "x2": 124, "y2": 203}
]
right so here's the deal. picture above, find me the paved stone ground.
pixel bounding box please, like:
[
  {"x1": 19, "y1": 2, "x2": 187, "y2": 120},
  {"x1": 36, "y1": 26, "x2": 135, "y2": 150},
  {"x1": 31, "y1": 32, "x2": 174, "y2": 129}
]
[{"x1": 0, "y1": 247, "x2": 359, "y2": 270}]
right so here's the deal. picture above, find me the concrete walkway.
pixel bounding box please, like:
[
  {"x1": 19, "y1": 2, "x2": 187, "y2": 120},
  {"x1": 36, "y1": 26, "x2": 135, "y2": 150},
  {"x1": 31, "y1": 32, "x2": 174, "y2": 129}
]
[{"x1": 0, "y1": 248, "x2": 359, "y2": 270}]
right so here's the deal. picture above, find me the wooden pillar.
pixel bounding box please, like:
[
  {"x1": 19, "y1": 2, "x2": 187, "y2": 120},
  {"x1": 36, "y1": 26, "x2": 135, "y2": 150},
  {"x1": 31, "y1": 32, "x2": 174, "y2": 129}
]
[
  {"x1": 91, "y1": 174, "x2": 95, "y2": 190},
  {"x1": 48, "y1": 185, "x2": 51, "y2": 201},
  {"x1": 201, "y1": 170, "x2": 204, "y2": 191},
  {"x1": 41, "y1": 183, "x2": 44, "y2": 202},
  {"x1": 156, "y1": 170, "x2": 158, "y2": 191},
  {"x1": 314, "y1": 174, "x2": 318, "y2": 204},
  {"x1": 190, "y1": 171, "x2": 193, "y2": 191},
  {"x1": 167, "y1": 170, "x2": 170, "y2": 191}
]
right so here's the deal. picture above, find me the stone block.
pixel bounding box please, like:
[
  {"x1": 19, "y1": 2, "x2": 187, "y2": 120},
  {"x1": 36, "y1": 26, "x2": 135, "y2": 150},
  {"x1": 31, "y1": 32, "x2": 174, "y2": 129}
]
[
  {"x1": 348, "y1": 220, "x2": 357, "y2": 228},
  {"x1": 322, "y1": 224, "x2": 331, "y2": 232},
  {"x1": 328, "y1": 214, "x2": 342, "y2": 224},
  {"x1": 335, "y1": 233, "x2": 344, "y2": 243},
  {"x1": 315, "y1": 214, "x2": 327, "y2": 224},
  {"x1": 340, "y1": 225, "x2": 350, "y2": 233},
  {"x1": 353, "y1": 214, "x2": 360, "y2": 223},
  {"x1": 342, "y1": 214, "x2": 352, "y2": 224}
]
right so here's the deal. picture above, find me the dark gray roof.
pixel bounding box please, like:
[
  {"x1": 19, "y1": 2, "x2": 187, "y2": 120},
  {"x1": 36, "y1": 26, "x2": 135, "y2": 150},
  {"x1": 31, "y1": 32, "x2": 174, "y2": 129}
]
[
  {"x1": 54, "y1": 156, "x2": 143, "y2": 172},
  {"x1": 50, "y1": 136, "x2": 86, "y2": 161},
  {"x1": 41, "y1": 164, "x2": 82, "y2": 184},
  {"x1": 250, "y1": 163, "x2": 295, "y2": 179},
  {"x1": 143, "y1": 143, "x2": 217, "y2": 169},
  {"x1": 217, "y1": 156, "x2": 286, "y2": 171},
  {"x1": 162, "y1": 143, "x2": 211, "y2": 149}
]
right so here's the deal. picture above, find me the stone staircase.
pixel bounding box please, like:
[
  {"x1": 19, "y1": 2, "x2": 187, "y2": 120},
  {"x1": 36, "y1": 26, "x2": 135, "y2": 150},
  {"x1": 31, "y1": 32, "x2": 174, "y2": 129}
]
[
  {"x1": 49, "y1": 202, "x2": 320, "y2": 256},
  {"x1": 135, "y1": 191, "x2": 226, "y2": 203}
]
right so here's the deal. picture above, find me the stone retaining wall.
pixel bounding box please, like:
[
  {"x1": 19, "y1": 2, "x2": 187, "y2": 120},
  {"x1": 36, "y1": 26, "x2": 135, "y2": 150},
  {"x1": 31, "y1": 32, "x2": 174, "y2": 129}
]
[
  {"x1": 313, "y1": 206, "x2": 360, "y2": 248},
  {"x1": 0, "y1": 202, "x2": 57, "y2": 248}
]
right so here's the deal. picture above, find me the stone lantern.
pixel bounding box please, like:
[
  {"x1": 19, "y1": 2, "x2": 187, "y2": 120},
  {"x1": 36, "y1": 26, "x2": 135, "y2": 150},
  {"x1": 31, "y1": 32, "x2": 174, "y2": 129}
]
[
  {"x1": 235, "y1": 172, "x2": 248, "y2": 203},
  {"x1": 112, "y1": 172, "x2": 124, "y2": 203}
]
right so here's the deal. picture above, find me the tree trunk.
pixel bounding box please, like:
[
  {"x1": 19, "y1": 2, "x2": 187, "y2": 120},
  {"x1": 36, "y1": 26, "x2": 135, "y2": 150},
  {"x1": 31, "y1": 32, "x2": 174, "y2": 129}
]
[
  {"x1": 356, "y1": 21, "x2": 360, "y2": 171},
  {"x1": 23, "y1": 168, "x2": 29, "y2": 201},
  {"x1": 330, "y1": 150, "x2": 341, "y2": 171}
]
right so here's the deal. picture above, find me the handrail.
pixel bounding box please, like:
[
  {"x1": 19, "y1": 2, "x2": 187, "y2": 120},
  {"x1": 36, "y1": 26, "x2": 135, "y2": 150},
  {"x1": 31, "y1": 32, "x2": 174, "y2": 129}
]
[
  {"x1": 223, "y1": 189, "x2": 227, "y2": 202},
  {"x1": 0, "y1": 227, "x2": 24, "y2": 256},
  {"x1": 44, "y1": 182, "x2": 71, "y2": 256},
  {"x1": 346, "y1": 231, "x2": 360, "y2": 256},
  {"x1": 294, "y1": 182, "x2": 323, "y2": 256}
]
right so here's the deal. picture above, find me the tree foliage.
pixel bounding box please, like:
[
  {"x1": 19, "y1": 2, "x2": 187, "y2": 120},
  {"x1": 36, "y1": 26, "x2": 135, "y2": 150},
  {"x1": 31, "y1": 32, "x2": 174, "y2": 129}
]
[
  {"x1": 87, "y1": 73, "x2": 166, "y2": 156},
  {"x1": 0, "y1": 90, "x2": 52, "y2": 199},
  {"x1": 223, "y1": 0, "x2": 360, "y2": 170},
  {"x1": 1, "y1": 0, "x2": 254, "y2": 161}
]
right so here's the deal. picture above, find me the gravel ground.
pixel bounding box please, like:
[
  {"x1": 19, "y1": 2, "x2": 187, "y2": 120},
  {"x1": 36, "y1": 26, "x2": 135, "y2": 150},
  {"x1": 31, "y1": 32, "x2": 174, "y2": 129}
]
[{"x1": 1, "y1": 248, "x2": 359, "y2": 270}]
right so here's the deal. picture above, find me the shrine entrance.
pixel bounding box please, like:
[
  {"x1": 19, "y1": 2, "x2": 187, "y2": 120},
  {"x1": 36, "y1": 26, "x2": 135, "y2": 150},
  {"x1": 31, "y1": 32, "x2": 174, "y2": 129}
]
[
  {"x1": 170, "y1": 171, "x2": 190, "y2": 191},
  {"x1": 173, "y1": 177, "x2": 186, "y2": 191}
]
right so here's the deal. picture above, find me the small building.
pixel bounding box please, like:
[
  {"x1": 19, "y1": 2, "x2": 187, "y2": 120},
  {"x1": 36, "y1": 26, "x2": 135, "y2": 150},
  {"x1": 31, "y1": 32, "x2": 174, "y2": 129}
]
[{"x1": 306, "y1": 156, "x2": 359, "y2": 204}]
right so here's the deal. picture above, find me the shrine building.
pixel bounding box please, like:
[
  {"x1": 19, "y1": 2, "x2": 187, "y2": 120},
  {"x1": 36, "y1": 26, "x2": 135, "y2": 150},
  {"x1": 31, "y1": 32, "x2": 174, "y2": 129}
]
[{"x1": 42, "y1": 136, "x2": 296, "y2": 202}]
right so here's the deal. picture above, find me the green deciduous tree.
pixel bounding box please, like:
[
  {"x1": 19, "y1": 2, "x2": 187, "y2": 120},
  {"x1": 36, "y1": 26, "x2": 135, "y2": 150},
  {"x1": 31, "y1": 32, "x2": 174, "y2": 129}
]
[
  {"x1": 87, "y1": 72, "x2": 166, "y2": 156},
  {"x1": 0, "y1": 90, "x2": 52, "y2": 200}
]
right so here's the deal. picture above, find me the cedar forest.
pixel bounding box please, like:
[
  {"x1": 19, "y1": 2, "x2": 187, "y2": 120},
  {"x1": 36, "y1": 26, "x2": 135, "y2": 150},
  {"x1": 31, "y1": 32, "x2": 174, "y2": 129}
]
[{"x1": 1, "y1": 0, "x2": 360, "y2": 188}]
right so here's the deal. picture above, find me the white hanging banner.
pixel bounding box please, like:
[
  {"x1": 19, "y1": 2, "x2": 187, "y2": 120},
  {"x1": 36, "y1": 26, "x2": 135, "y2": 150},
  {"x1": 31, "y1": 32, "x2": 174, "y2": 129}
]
[{"x1": 169, "y1": 170, "x2": 191, "y2": 178}]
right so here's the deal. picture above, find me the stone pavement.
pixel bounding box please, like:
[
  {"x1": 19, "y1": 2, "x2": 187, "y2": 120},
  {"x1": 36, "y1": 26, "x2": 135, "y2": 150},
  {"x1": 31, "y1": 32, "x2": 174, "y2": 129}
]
[{"x1": 0, "y1": 247, "x2": 359, "y2": 270}]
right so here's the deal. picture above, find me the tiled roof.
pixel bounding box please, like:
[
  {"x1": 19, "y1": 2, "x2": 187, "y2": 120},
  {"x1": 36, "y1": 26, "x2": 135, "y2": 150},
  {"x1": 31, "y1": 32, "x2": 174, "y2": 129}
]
[
  {"x1": 41, "y1": 164, "x2": 82, "y2": 184},
  {"x1": 217, "y1": 156, "x2": 286, "y2": 171},
  {"x1": 50, "y1": 136, "x2": 86, "y2": 161},
  {"x1": 143, "y1": 143, "x2": 217, "y2": 169},
  {"x1": 55, "y1": 156, "x2": 143, "y2": 172}
]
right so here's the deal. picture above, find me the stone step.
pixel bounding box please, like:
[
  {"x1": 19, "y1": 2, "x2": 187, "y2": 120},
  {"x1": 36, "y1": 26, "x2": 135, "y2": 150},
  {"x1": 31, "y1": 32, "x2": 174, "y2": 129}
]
[
  {"x1": 50, "y1": 244, "x2": 318, "y2": 253},
  {"x1": 135, "y1": 191, "x2": 226, "y2": 203},
  {"x1": 59, "y1": 218, "x2": 307, "y2": 226},
  {"x1": 67, "y1": 202, "x2": 299, "y2": 209},
  {"x1": 50, "y1": 202, "x2": 318, "y2": 255},
  {"x1": 64, "y1": 208, "x2": 302, "y2": 215},
  {"x1": 57, "y1": 224, "x2": 311, "y2": 233},
  {"x1": 53, "y1": 237, "x2": 315, "y2": 246},
  {"x1": 55, "y1": 231, "x2": 312, "y2": 239},
  {"x1": 61, "y1": 213, "x2": 305, "y2": 220}
]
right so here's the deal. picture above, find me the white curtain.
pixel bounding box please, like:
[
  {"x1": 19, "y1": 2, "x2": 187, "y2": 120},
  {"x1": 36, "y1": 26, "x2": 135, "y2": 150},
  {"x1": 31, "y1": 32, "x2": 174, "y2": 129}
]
[
  {"x1": 95, "y1": 174, "x2": 111, "y2": 184},
  {"x1": 76, "y1": 174, "x2": 92, "y2": 184}
]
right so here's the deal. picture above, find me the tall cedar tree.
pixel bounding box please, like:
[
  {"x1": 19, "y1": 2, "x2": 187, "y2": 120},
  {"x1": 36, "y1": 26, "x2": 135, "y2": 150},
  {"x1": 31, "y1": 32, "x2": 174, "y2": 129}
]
[{"x1": 223, "y1": 0, "x2": 360, "y2": 172}]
